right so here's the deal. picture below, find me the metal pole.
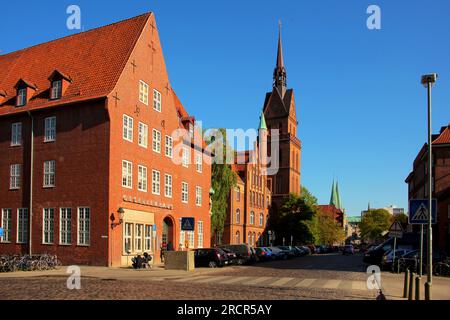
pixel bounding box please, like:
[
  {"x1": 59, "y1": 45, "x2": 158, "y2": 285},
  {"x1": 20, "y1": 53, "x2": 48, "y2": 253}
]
[
  {"x1": 403, "y1": 269, "x2": 409, "y2": 298},
  {"x1": 392, "y1": 237, "x2": 397, "y2": 273},
  {"x1": 27, "y1": 111, "x2": 34, "y2": 256},
  {"x1": 420, "y1": 224, "x2": 424, "y2": 277},
  {"x1": 425, "y1": 81, "x2": 433, "y2": 300}
]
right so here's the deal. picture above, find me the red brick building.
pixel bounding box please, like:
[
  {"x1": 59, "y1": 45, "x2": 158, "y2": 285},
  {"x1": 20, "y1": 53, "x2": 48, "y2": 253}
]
[
  {"x1": 405, "y1": 124, "x2": 450, "y2": 254},
  {"x1": 0, "y1": 13, "x2": 211, "y2": 266}
]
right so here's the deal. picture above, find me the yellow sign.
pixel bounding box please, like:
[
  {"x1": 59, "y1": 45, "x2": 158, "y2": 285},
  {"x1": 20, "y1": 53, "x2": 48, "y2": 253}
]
[{"x1": 184, "y1": 240, "x2": 189, "y2": 248}]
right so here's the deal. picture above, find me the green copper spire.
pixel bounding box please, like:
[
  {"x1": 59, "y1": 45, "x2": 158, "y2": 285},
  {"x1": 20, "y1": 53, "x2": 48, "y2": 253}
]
[
  {"x1": 259, "y1": 112, "x2": 267, "y2": 131},
  {"x1": 336, "y1": 181, "x2": 343, "y2": 210},
  {"x1": 330, "y1": 180, "x2": 343, "y2": 211}
]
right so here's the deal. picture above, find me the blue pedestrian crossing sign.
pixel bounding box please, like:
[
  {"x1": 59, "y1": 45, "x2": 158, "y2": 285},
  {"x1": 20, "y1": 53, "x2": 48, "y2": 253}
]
[
  {"x1": 409, "y1": 199, "x2": 437, "y2": 225},
  {"x1": 181, "y1": 217, "x2": 195, "y2": 231},
  {"x1": 0, "y1": 228, "x2": 3, "y2": 238}
]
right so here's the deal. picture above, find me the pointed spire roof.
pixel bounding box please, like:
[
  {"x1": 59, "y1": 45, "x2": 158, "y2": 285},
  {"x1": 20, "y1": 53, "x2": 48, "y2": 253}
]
[
  {"x1": 276, "y1": 23, "x2": 285, "y2": 71},
  {"x1": 259, "y1": 112, "x2": 267, "y2": 130},
  {"x1": 330, "y1": 180, "x2": 343, "y2": 211},
  {"x1": 273, "y1": 21, "x2": 287, "y2": 96},
  {"x1": 336, "y1": 181, "x2": 343, "y2": 210}
]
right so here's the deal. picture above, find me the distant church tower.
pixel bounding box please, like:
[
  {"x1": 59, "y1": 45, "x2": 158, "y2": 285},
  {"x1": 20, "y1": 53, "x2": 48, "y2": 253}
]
[{"x1": 263, "y1": 24, "x2": 302, "y2": 216}]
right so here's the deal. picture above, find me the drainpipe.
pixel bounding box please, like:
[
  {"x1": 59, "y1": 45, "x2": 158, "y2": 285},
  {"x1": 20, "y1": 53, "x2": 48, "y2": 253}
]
[{"x1": 27, "y1": 110, "x2": 34, "y2": 256}]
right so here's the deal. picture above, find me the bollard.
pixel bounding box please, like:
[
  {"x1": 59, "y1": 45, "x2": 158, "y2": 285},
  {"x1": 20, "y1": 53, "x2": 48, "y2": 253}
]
[
  {"x1": 425, "y1": 282, "x2": 432, "y2": 300},
  {"x1": 403, "y1": 269, "x2": 409, "y2": 298},
  {"x1": 408, "y1": 271, "x2": 415, "y2": 300},
  {"x1": 415, "y1": 276, "x2": 421, "y2": 300}
]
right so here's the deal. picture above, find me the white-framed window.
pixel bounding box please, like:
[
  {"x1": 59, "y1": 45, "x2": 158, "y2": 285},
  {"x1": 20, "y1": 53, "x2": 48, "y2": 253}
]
[
  {"x1": 17, "y1": 208, "x2": 28, "y2": 244},
  {"x1": 188, "y1": 123, "x2": 194, "y2": 139},
  {"x1": 187, "y1": 231, "x2": 195, "y2": 249},
  {"x1": 164, "y1": 174, "x2": 173, "y2": 198},
  {"x1": 152, "y1": 170, "x2": 160, "y2": 195},
  {"x1": 60, "y1": 208, "x2": 72, "y2": 245},
  {"x1": 236, "y1": 209, "x2": 240, "y2": 224},
  {"x1": 124, "y1": 223, "x2": 133, "y2": 253},
  {"x1": 138, "y1": 165, "x2": 148, "y2": 192},
  {"x1": 44, "y1": 117, "x2": 56, "y2": 142},
  {"x1": 122, "y1": 160, "x2": 132, "y2": 189},
  {"x1": 152, "y1": 129, "x2": 161, "y2": 153},
  {"x1": 182, "y1": 147, "x2": 189, "y2": 168},
  {"x1": 153, "y1": 89, "x2": 161, "y2": 112},
  {"x1": 139, "y1": 80, "x2": 149, "y2": 105},
  {"x1": 165, "y1": 135, "x2": 173, "y2": 158},
  {"x1": 138, "y1": 122, "x2": 148, "y2": 148},
  {"x1": 1, "y1": 209, "x2": 12, "y2": 243},
  {"x1": 179, "y1": 219, "x2": 185, "y2": 249},
  {"x1": 11, "y1": 122, "x2": 22, "y2": 146},
  {"x1": 197, "y1": 221, "x2": 204, "y2": 249},
  {"x1": 196, "y1": 154, "x2": 203, "y2": 173},
  {"x1": 181, "y1": 182, "x2": 188, "y2": 203},
  {"x1": 196, "y1": 186, "x2": 202, "y2": 206},
  {"x1": 236, "y1": 187, "x2": 241, "y2": 202},
  {"x1": 10, "y1": 164, "x2": 21, "y2": 189},
  {"x1": 250, "y1": 211, "x2": 255, "y2": 225},
  {"x1": 123, "y1": 114, "x2": 133, "y2": 142},
  {"x1": 17, "y1": 88, "x2": 27, "y2": 106},
  {"x1": 43, "y1": 160, "x2": 55, "y2": 187},
  {"x1": 144, "y1": 225, "x2": 152, "y2": 252},
  {"x1": 259, "y1": 213, "x2": 264, "y2": 227},
  {"x1": 43, "y1": 208, "x2": 54, "y2": 244},
  {"x1": 51, "y1": 80, "x2": 62, "y2": 100},
  {"x1": 135, "y1": 224, "x2": 143, "y2": 252},
  {"x1": 78, "y1": 207, "x2": 90, "y2": 246}
]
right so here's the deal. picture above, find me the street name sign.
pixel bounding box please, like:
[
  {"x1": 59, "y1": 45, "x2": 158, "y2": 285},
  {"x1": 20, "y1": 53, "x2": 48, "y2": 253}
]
[{"x1": 409, "y1": 199, "x2": 437, "y2": 225}]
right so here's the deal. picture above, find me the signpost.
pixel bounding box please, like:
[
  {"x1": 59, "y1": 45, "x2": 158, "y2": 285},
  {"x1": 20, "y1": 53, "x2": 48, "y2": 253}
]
[
  {"x1": 0, "y1": 228, "x2": 3, "y2": 238},
  {"x1": 388, "y1": 220, "x2": 404, "y2": 272}
]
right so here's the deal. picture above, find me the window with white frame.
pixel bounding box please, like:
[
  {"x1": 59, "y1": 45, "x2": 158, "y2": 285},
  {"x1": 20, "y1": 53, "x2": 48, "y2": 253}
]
[
  {"x1": 123, "y1": 115, "x2": 133, "y2": 142},
  {"x1": 165, "y1": 174, "x2": 172, "y2": 198},
  {"x1": 43, "y1": 160, "x2": 55, "y2": 187},
  {"x1": 165, "y1": 135, "x2": 173, "y2": 158},
  {"x1": 138, "y1": 165, "x2": 148, "y2": 192},
  {"x1": 196, "y1": 154, "x2": 202, "y2": 173},
  {"x1": 144, "y1": 225, "x2": 152, "y2": 252},
  {"x1": 51, "y1": 80, "x2": 62, "y2": 100},
  {"x1": 197, "y1": 221, "x2": 204, "y2": 248},
  {"x1": 152, "y1": 170, "x2": 160, "y2": 195},
  {"x1": 188, "y1": 123, "x2": 194, "y2": 139},
  {"x1": 259, "y1": 213, "x2": 264, "y2": 227},
  {"x1": 138, "y1": 122, "x2": 148, "y2": 148},
  {"x1": 44, "y1": 117, "x2": 56, "y2": 142},
  {"x1": 196, "y1": 186, "x2": 202, "y2": 206},
  {"x1": 182, "y1": 147, "x2": 189, "y2": 168},
  {"x1": 17, "y1": 208, "x2": 28, "y2": 244},
  {"x1": 17, "y1": 88, "x2": 27, "y2": 106},
  {"x1": 122, "y1": 160, "x2": 132, "y2": 188},
  {"x1": 78, "y1": 207, "x2": 90, "y2": 246},
  {"x1": 236, "y1": 209, "x2": 240, "y2": 224},
  {"x1": 60, "y1": 208, "x2": 72, "y2": 245},
  {"x1": 153, "y1": 89, "x2": 161, "y2": 112},
  {"x1": 139, "y1": 81, "x2": 149, "y2": 105},
  {"x1": 152, "y1": 129, "x2": 161, "y2": 153},
  {"x1": 250, "y1": 211, "x2": 255, "y2": 225},
  {"x1": 236, "y1": 187, "x2": 240, "y2": 202},
  {"x1": 1, "y1": 209, "x2": 12, "y2": 243},
  {"x1": 187, "y1": 231, "x2": 195, "y2": 249},
  {"x1": 11, "y1": 122, "x2": 22, "y2": 146},
  {"x1": 43, "y1": 208, "x2": 54, "y2": 244},
  {"x1": 181, "y1": 182, "x2": 188, "y2": 203},
  {"x1": 124, "y1": 223, "x2": 133, "y2": 253},
  {"x1": 135, "y1": 224, "x2": 143, "y2": 252},
  {"x1": 179, "y1": 219, "x2": 185, "y2": 249},
  {"x1": 10, "y1": 164, "x2": 21, "y2": 189}
]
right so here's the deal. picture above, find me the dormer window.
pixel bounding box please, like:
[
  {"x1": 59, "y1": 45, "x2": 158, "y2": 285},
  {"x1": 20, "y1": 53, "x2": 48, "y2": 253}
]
[
  {"x1": 51, "y1": 80, "x2": 62, "y2": 100},
  {"x1": 14, "y1": 79, "x2": 37, "y2": 107},
  {"x1": 189, "y1": 122, "x2": 194, "y2": 139},
  {"x1": 17, "y1": 88, "x2": 27, "y2": 107},
  {"x1": 0, "y1": 90, "x2": 7, "y2": 105}
]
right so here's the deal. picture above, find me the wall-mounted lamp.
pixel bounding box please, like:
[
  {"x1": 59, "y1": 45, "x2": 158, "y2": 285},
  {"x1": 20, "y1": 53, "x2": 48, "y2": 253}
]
[{"x1": 111, "y1": 207, "x2": 125, "y2": 229}]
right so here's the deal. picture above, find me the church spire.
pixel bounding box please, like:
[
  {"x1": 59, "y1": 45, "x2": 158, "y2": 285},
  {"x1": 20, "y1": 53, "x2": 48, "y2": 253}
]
[
  {"x1": 330, "y1": 180, "x2": 343, "y2": 211},
  {"x1": 273, "y1": 21, "x2": 287, "y2": 97}
]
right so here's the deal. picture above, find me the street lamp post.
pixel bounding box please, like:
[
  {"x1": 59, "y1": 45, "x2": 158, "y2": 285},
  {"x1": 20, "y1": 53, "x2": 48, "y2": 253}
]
[{"x1": 421, "y1": 73, "x2": 438, "y2": 300}]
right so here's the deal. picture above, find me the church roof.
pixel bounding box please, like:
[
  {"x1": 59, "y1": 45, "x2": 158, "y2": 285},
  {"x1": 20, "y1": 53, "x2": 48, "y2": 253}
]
[{"x1": 259, "y1": 112, "x2": 267, "y2": 130}]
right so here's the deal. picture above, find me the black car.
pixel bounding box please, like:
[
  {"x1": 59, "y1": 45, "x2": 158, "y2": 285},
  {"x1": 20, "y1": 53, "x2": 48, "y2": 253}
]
[
  {"x1": 193, "y1": 248, "x2": 228, "y2": 268},
  {"x1": 220, "y1": 244, "x2": 254, "y2": 265},
  {"x1": 221, "y1": 248, "x2": 238, "y2": 265}
]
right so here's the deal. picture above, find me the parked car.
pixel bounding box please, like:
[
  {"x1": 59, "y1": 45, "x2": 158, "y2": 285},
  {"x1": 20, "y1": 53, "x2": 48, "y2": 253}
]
[
  {"x1": 255, "y1": 247, "x2": 272, "y2": 261},
  {"x1": 269, "y1": 247, "x2": 288, "y2": 260},
  {"x1": 306, "y1": 245, "x2": 316, "y2": 254},
  {"x1": 300, "y1": 246, "x2": 312, "y2": 255},
  {"x1": 221, "y1": 248, "x2": 238, "y2": 265},
  {"x1": 250, "y1": 247, "x2": 259, "y2": 263},
  {"x1": 343, "y1": 245, "x2": 355, "y2": 255},
  {"x1": 262, "y1": 247, "x2": 276, "y2": 260},
  {"x1": 277, "y1": 246, "x2": 297, "y2": 258},
  {"x1": 396, "y1": 249, "x2": 447, "y2": 273},
  {"x1": 219, "y1": 244, "x2": 254, "y2": 265},
  {"x1": 193, "y1": 248, "x2": 228, "y2": 268},
  {"x1": 293, "y1": 246, "x2": 306, "y2": 256},
  {"x1": 381, "y1": 248, "x2": 412, "y2": 271}
]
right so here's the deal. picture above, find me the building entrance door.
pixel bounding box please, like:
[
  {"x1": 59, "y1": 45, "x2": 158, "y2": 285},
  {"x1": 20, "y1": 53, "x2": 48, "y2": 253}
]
[{"x1": 162, "y1": 217, "x2": 174, "y2": 250}]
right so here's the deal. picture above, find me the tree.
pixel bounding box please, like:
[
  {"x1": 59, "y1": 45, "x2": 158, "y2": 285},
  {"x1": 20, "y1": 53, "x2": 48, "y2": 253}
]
[
  {"x1": 316, "y1": 210, "x2": 345, "y2": 245},
  {"x1": 359, "y1": 209, "x2": 391, "y2": 242}
]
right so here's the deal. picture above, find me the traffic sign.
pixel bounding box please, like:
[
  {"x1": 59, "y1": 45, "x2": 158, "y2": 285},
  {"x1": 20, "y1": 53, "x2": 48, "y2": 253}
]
[
  {"x1": 388, "y1": 220, "x2": 404, "y2": 238},
  {"x1": 0, "y1": 228, "x2": 3, "y2": 238},
  {"x1": 181, "y1": 217, "x2": 195, "y2": 231},
  {"x1": 409, "y1": 199, "x2": 437, "y2": 225}
]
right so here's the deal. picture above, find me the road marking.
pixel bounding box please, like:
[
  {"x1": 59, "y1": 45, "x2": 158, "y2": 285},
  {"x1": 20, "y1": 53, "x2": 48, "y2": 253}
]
[
  {"x1": 244, "y1": 277, "x2": 272, "y2": 285},
  {"x1": 173, "y1": 275, "x2": 211, "y2": 282},
  {"x1": 323, "y1": 280, "x2": 341, "y2": 289},
  {"x1": 270, "y1": 277, "x2": 295, "y2": 287},
  {"x1": 221, "y1": 276, "x2": 251, "y2": 284},
  {"x1": 351, "y1": 281, "x2": 368, "y2": 291},
  {"x1": 195, "y1": 276, "x2": 229, "y2": 283},
  {"x1": 295, "y1": 279, "x2": 316, "y2": 288}
]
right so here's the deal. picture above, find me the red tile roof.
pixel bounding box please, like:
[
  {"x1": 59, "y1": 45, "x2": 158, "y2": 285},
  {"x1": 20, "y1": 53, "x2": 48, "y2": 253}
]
[
  {"x1": 433, "y1": 124, "x2": 450, "y2": 145},
  {"x1": 0, "y1": 12, "x2": 151, "y2": 116}
]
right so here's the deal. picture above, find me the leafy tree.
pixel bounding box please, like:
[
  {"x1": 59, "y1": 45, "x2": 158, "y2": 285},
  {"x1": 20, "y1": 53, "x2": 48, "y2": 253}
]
[
  {"x1": 359, "y1": 209, "x2": 391, "y2": 242},
  {"x1": 316, "y1": 210, "x2": 345, "y2": 245}
]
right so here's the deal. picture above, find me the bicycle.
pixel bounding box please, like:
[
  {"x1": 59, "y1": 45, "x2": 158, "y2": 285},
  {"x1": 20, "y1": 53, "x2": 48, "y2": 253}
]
[{"x1": 433, "y1": 261, "x2": 450, "y2": 277}]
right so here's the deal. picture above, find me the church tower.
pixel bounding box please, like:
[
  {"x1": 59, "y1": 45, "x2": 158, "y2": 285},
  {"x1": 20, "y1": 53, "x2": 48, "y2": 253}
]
[{"x1": 263, "y1": 24, "x2": 302, "y2": 216}]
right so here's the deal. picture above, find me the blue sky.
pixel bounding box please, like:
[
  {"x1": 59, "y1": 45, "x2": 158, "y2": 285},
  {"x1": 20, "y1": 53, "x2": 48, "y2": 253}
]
[{"x1": 1, "y1": 1, "x2": 449, "y2": 216}]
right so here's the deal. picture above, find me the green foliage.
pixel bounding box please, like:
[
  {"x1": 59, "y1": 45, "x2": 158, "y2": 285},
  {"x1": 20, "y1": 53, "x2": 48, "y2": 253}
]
[
  {"x1": 316, "y1": 210, "x2": 345, "y2": 245},
  {"x1": 359, "y1": 209, "x2": 392, "y2": 242}
]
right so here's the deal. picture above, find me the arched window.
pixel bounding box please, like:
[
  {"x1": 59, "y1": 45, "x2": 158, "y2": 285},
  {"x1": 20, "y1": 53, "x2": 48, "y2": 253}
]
[
  {"x1": 236, "y1": 209, "x2": 240, "y2": 224},
  {"x1": 250, "y1": 211, "x2": 255, "y2": 225},
  {"x1": 236, "y1": 231, "x2": 240, "y2": 244},
  {"x1": 259, "y1": 213, "x2": 264, "y2": 227},
  {"x1": 236, "y1": 187, "x2": 240, "y2": 202},
  {"x1": 248, "y1": 232, "x2": 251, "y2": 245}
]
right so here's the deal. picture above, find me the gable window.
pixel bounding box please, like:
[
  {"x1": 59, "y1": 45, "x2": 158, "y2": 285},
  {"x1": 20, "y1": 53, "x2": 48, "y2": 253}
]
[
  {"x1": 1, "y1": 209, "x2": 12, "y2": 243},
  {"x1": 165, "y1": 135, "x2": 173, "y2": 158},
  {"x1": 10, "y1": 164, "x2": 21, "y2": 189},
  {"x1": 165, "y1": 174, "x2": 172, "y2": 198},
  {"x1": 182, "y1": 147, "x2": 189, "y2": 168},
  {"x1": 78, "y1": 207, "x2": 90, "y2": 246},
  {"x1": 17, "y1": 208, "x2": 29, "y2": 244},
  {"x1": 236, "y1": 187, "x2": 240, "y2": 202},
  {"x1": 189, "y1": 123, "x2": 194, "y2": 139},
  {"x1": 43, "y1": 160, "x2": 56, "y2": 187},
  {"x1": 196, "y1": 154, "x2": 203, "y2": 173},
  {"x1": 196, "y1": 186, "x2": 202, "y2": 206},
  {"x1": 11, "y1": 122, "x2": 22, "y2": 146},
  {"x1": 152, "y1": 170, "x2": 160, "y2": 195},
  {"x1": 60, "y1": 208, "x2": 72, "y2": 245},
  {"x1": 138, "y1": 122, "x2": 148, "y2": 148},
  {"x1": 122, "y1": 160, "x2": 132, "y2": 189},
  {"x1": 152, "y1": 129, "x2": 161, "y2": 153},
  {"x1": 181, "y1": 182, "x2": 188, "y2": 203},
  {"x1": 44, "y1": 117, "x2": 56, "y2": 142},
  {"x1": 139, "y1": 81, "x2": 149, "y2": 105},
  {"x1": 250, "y1": 211, "x2": 255, "y2": 225},
  {"x1": 123, "y1": 115, "x2": 133, "y2": 142},
  {"x1": 43, "y1": 208, "x2": 55, "y2": 244},
  {"x1": 259, "y1": 213, "x2": 264, "y2": 227},
  {"x1": 138, "y1": 165, "x2": 148, "y2": 192},
  {"x1": 153, "y1": 89, "x2": 161, "y2": 112},
  {"x1": 51, "y1": 80, "x2": 62, "y2": 100},
  {"x1": 17, "y1": 89, "x2": 27, "y2": 106}
]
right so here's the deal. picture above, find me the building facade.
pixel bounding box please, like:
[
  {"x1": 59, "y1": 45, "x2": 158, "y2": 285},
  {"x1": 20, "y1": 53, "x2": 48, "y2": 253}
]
[
  {"x1": 405, "y1": 124, "x2": 450, "y2": 255},
  {"x1": 0, "y1": 13, "x2": 212, "y2": 266}
]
